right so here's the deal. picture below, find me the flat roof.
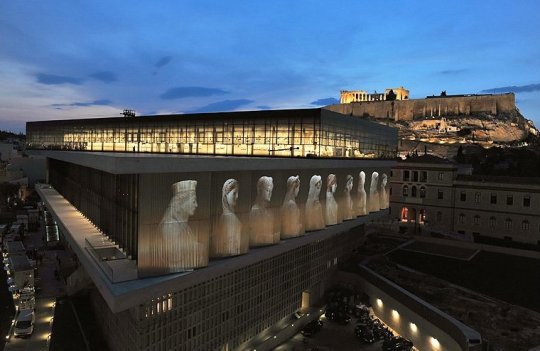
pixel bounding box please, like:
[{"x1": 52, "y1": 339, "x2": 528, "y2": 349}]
[
  {"x1": 5, "y1": 241, "x2": 25, "y2": 253},
  {"x1": 9, "y1": 253, "x2": 32, "y2": 271},
  {"x1": 29, "y1": 150, "x2": 396, "y2": 175}
]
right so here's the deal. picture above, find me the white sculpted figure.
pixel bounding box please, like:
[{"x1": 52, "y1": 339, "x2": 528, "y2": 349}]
[
  {"x1": 379, "y1": 173, "x2": 389, "y2": 209},
  {"x1": 325, "y1": 174, "x2": 338, "y2": 225},
  {"x1": 249, "y1": 176, "x2": 279, "y2": 246},
  {"x1": 281, "y1": 175, "x2": 304, "y2": 238},
  {"x1": 369, "y1": 172, "x2": 380, "y2": 212},
  {"x1": 211, "y1": 179, "x2": 246, "y2": 257},
  {"x1": 158, "y1": 180, "x2": 205, "y2": 272},
  {"x1": 355, "y1": 171, "x2": 367, "y2": 216},
  {"x1": 342, "y1": 174, "x2": 354, "y2": 220},
  {"x1": 305, "y1": 175, "x2": 325, "y2": 231}
]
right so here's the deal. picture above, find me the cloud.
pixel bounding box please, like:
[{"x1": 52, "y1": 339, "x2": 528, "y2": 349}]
[
  {"x1": 190, "y1": 99, "x2": 254, "y2": 113},
  {"x1": 36, "y1": 73, "x2": 84, "y2": 85},
  {"x1": 155, "y1": 56, "x2": 173, "y2": 68},
  {"x1": 160, "y1": 86, "x2": 229, "y2": 100},
  {"x1": 51, "y1": 99, "x2": 112, "y2": 108},
  {"x1": 88, "y1": 71, "x2": 117, "y2": 83},
  {"x1": 439, "y1": 69, "x2": 468, "y2": 75},
  {"x1": 480, "y1": 83, "x2": 540, "y2": 94},
  {"x1": 310, "y1": 97, "x2": 339, "y2": 106},
  {"x1": 256, "y1": 105, "x2": 272, "y2": 110}
]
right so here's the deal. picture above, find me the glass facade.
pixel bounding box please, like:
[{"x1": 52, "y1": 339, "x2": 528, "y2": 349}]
[
  {"x1": 49, "y1": 159, "x2": 139, "y2": 259},
  {"x1": 26, "y1": 109, "x2": 397, "y2": 159}
]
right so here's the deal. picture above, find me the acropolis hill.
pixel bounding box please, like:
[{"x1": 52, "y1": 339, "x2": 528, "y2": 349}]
[{"x1": 325, "y1": 88, "x2": 538, "y2": 151}]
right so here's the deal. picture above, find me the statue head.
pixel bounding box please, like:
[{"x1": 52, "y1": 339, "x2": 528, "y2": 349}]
[
  {"x1": 327, "y1": 174, "x2": 337, "y2": 193},
  {"x1": 222, "y1": 178, "x2": 239, "y2": 213},
  {"x1": 171, "y1": 180, "x2": 198, "y2": 218},
  {"x1": 285, "y1": 175, "x2": 300, "y2": 199},
  {"x1": 371, "y1": 172, "x2": 379, "y2": 188},
  {"x1": 359, "y1": 171, "x2": 366, "y2": 184},
  {"x1": 382, "y1": 173, "x2": 388, "y2": 187},
  {"x1": 309, "y1": 175, "x2": 322, "y2": 197},
  {"x1": 345, "y1": 174, "x2": 353, "y2": 191},
  {"x1": 257, "y1": 176, "x2": 273, "y2": 202}
]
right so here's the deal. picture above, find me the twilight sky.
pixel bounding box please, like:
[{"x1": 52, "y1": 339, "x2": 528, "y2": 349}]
[{"x1": 1, "y1": 0, "x2": 539, "y2": 133}]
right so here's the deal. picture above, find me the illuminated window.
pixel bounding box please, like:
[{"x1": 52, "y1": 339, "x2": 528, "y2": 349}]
[
  {"x1": 419, "y1": 209, "x2": 426, "y2": 224},
  {"x1": 401, "y1": 207, "x2": 409, "y2": 222}
]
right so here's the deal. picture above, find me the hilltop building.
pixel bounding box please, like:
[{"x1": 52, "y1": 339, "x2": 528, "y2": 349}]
[{"x1": 340, "y1": 86, "x2": 409, "y2": 103}]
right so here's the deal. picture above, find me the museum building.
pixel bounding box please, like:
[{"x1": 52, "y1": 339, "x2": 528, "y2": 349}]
[{"x1": 27, "y1": 108, "x2": 397, "y2": 351}]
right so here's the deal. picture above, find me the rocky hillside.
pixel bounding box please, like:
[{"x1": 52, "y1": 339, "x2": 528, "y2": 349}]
[{"x1": 387, "y1": 109, "x2": 538, "y2": 147}]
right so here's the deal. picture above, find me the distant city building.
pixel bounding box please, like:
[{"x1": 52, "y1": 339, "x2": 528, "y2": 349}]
[
  {"x1": 340, "y1": 87, "x2": 410, "y2": 103},
  {"x1": 27, "y1": 108, "x2": 396, "y2": 351},
  {"x1": 390, "y1": 155, "x2": 540, "y2": 245}
]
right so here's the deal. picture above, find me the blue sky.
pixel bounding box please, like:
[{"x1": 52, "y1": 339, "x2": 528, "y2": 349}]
[{"x1": 1, "y1": 0, "x2": 539, "y2": 133}]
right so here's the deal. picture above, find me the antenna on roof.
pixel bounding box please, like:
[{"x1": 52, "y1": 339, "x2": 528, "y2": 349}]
[{"x1": 121, "y1": 109, "x2": 136, "y2": 117}]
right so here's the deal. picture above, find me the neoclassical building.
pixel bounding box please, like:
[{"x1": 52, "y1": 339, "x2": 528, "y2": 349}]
[{"x1": 390, "y1": 155, "x2": 540, "y2": 245}]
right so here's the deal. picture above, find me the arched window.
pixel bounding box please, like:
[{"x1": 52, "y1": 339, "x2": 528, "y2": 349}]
[
  {"x1": 411, "y1": 186, "x2": 417, "y2": 197},
  {"x1": 419, "y1": 186, "x2": 426, "y2": 198},
  {"x1": 401, "y1": 207, "x2": 409, "y2": 222},
  {"x1": 522, "y1": 220, "x2": 530, "y2": 231},
  {"x1": 403, "y1": 185, "x2": 409, "y2": 197},
  {"x1": 505, "y1": 218, "x2": 512, "y2": 230},
  {"x1": 473, "y1": 215, "x2": 480, "y2": 225},
  {"x1": 459, "y1": 213, "x2": 465, "y2": 224},
  {"x1": 489, "y1": 217, "x2": 496, "y2": 228}
]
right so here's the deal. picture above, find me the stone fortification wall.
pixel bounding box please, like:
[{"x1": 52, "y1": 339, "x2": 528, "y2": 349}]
[{"x1": 326, "y1": 93, "x2": 515, "y2": 121}]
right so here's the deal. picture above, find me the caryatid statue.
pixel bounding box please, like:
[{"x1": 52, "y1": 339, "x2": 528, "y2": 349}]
[
  {"x1": 249, "y1": 176, "x2": 279, "y2": 246},
  {"x1": 211, "y1": 179, "x2": 247, "y2": 257},
  {"x1": 281, "y1": 175, "x2": 304, "y2": 238},
  {"x1": 305, "y1": 175, "x2": 325, "y2": 231},
  {"x1": 157, "y1": 180, "x2": 206, "y2": 272},
  {"x1": 379, "y1": 173, "x2": 389, "y2": 209},
  {"x1": 325, "y1": 174, "x2": 338, "y2": 225},
  {"x1": 369, "y1": 172, "x2": 380, "y2": 212},
  {"x1": 342, "y1": 174, "x2": 354, "y2": 220},
  {"x1": 355, "y1": 171, "x2": 367, "y2": 216}
]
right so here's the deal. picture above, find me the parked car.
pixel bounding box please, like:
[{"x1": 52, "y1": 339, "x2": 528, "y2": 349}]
[
  {"x1": 355, "y1": 324, "x2": 375, "y2": 343},
  {"x1": 326, "y1": 310, "x2": 351, "y2": 325},
  {"x1": 13, "y1": 309, "x2": 35, "y2": 338},
  {"x1": 382, "y1": 336, "x2": 414, "y2": 351}
]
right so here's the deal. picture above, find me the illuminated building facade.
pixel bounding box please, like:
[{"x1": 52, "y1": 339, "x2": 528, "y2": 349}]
[
  {"x1": 390, "y1": 155, "x2": 540, "y2": 245},
  {"x1": 27, "y1": 108, "x2": 396, "y2": 159},
  {"x1": 28, "y1": 108, "x2": 396, "y2": 351},
  {"x1": 339, "y1": 86, "x2": 410, "y2": 104}
]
